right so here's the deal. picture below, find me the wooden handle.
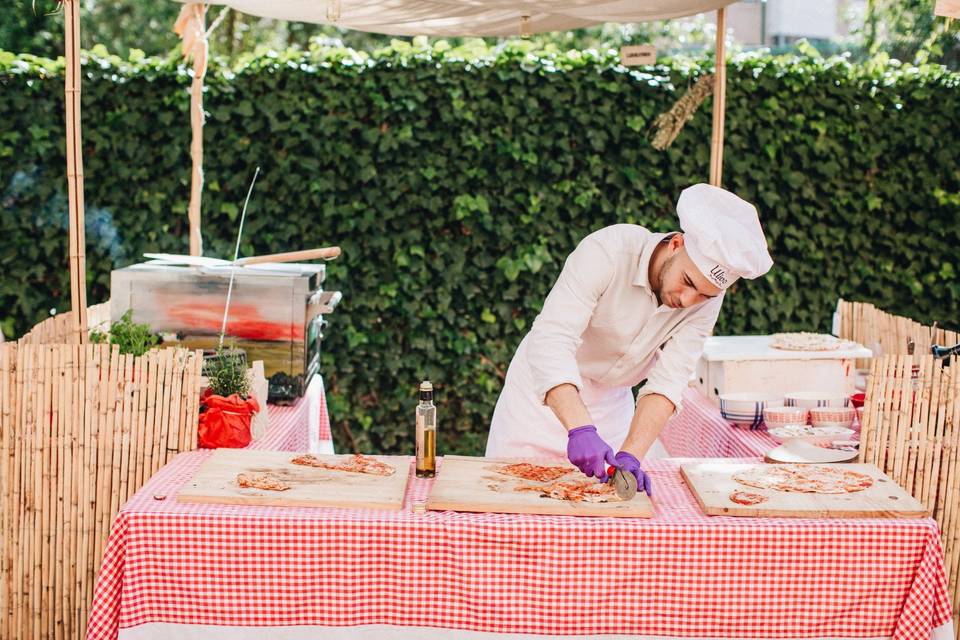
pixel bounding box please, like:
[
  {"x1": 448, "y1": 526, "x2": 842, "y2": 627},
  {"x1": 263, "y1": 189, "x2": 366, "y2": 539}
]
[{"x1": 236, "y1": 246, "x2": 341, "y2": 266}]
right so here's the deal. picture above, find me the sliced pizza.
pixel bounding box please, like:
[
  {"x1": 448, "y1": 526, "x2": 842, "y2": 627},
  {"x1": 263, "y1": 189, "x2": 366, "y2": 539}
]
[
  {"x1": 236, "y1": 472, "x2": 290, "y2": 491},
  {"x1": 291, "y1": 453, "x2": 396, "y2": 476},
  {"x1": 515, "y1": 480, "x2": 619, "y2": 503},
  {"x1": 496, "y1": 462, "x2": 572, "y2": 482},
  {"x1": 733, "y1": 464, "x2": 874, "y2": 495}
]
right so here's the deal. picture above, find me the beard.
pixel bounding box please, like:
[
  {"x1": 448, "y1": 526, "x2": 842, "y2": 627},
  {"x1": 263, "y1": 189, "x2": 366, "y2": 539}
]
[{"x1": 654, "y1": 253, "x2": 678, "y2": 306}]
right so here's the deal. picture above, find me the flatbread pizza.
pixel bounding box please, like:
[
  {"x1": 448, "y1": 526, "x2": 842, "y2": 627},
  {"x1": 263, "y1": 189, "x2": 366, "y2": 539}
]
[{"x1": 733, "y1": 464, "x2": 874, "y2": 494}]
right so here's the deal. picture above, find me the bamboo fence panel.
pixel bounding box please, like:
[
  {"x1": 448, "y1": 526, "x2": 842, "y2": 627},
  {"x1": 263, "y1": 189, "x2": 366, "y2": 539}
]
[{"x1": 0, "y1": 343, "x2": 202, "y2": 639}]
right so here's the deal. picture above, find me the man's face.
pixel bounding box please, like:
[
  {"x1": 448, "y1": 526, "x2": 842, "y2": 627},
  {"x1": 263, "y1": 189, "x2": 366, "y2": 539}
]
[{"x1": 655, "y1": 239, "x2": 723, "y2": 309}]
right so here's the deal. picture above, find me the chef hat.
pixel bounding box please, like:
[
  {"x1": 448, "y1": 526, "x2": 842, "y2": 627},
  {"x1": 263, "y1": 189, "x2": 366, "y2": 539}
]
[{"x1": 676, "y1": 184, "x2": 773, "y2": 290}]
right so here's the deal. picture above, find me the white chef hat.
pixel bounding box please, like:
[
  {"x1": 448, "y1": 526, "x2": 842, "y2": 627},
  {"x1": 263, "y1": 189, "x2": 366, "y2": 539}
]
[{"x1": 676, "y1": 184, "x2": 773, "y2": 290}]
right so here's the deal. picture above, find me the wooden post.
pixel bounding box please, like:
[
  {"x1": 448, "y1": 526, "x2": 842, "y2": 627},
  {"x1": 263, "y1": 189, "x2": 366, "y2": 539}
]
[
  {"x1": 63, "y1": 0, "x2": 88, "y2": 341},
  {"x1": 709, "y1": 7, "x2": 727, "y2": 187},
  {"x1": 174, "y1": 3, "x2": 210, "y2": 256}
]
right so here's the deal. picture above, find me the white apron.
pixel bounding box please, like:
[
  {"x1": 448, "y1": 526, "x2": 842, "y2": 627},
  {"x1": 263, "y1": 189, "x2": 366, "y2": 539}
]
[{"x1": 486, "y1": 337, "x2": 669, "y2": 460}]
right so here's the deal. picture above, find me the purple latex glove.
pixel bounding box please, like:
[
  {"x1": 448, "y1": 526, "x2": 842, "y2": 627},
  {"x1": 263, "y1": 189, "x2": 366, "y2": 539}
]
[
  {"x1": 566, "y1": 425, "x2": 616, "y2": 482},
  {"x1": 614, "y1": 451, "x2": 653, "y2": 496}
]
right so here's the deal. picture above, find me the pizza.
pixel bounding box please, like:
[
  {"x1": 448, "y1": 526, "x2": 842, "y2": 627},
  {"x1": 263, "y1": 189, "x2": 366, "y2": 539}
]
[
  {"x1": 496, "y1": 462, "x2": 572, "y2": 482},
  {"x1": 291, "y1": 453, "x2": 396, "y2": 476},
  {"x1": 769, "y1": 332, "x2": 844, "y2": 351},
  {"x1": 236, "y1": 472, "x2": 290, "y2": 491},
  {"x1": 729, "y1": 490, "x2": 767, "y2": 506},
  {"x1": 733, "y1": 464, "x2": 874, "y2": 494},
  {"x1": 516, "y1": 480, "x2": 619, "y2": 503}
]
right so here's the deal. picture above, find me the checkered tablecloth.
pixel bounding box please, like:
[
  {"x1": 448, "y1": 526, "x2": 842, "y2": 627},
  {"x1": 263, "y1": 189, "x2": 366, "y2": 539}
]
[
  {"x1": 253, "y1": 375, "x2": 333, "y2": 452},
  {"x1": 660, "y1": 387, "x2": 784, "y2": 458},
  {"x1": 86, "y1": 451, "x2": 951, "y2": 640}
]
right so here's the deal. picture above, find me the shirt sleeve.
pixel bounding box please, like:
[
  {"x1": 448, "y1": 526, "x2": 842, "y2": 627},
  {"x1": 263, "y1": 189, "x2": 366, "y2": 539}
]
[
  {"x1": 636, "y1": 294, "x2": 723, "y2": 415},
  {"x1": 525, "y1": 233, "x2": 616, "y2": 405}
]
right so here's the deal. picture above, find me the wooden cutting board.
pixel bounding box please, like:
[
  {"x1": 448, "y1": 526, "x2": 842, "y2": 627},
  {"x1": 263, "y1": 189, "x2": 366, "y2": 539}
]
[
  {"x1": 178, "y1": 449, "x2": 411, "y2": 510},
  {"x1": 426, "y1": 455, "x2": 653, "y2": 518},
  {"x1": 681, "y1": 460, "x2": 928, "y2": 519}
]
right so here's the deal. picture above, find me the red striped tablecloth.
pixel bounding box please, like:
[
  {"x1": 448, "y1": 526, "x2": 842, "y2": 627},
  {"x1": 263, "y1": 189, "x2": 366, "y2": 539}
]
[
  {"x1": 253, "y1": 375, "x2": 333, "y2": 452},
  {"x1": 86, "y1": 453, "x2": 951, "y2": 640},
  {"x1": 660, "y1": 387, "x2": 785, "y2": 458}
]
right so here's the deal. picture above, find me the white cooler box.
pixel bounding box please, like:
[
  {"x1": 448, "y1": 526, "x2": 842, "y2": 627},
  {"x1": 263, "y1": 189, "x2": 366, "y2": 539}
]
[{"x1": 694, "y1": 335, "x2": 873, "y2": 407}]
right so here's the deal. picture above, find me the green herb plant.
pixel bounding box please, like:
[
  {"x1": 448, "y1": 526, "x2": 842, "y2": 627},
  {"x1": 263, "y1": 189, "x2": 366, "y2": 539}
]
[
  {"x1": 206, "y1": 349, "x2": 251, "y2": 399},
  {"x1": 89, "y1": 310, "x2": 160, "y2": 357}
]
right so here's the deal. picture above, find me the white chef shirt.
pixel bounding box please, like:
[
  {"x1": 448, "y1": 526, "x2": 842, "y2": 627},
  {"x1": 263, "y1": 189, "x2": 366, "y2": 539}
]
[{"x1": 525, "y1": 224, "x2": 723, "y2": 415}]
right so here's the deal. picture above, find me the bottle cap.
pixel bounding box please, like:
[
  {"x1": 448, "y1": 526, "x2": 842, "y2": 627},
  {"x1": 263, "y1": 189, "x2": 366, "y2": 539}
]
[{"x1": 420, "y1": 380, "x2": 433, "y2": 392}]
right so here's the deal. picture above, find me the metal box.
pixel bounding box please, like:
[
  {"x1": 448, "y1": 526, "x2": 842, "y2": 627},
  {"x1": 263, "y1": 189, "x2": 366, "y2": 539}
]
[{"x1": 110, "y1": 262, "x2": 341, "y2": 399}]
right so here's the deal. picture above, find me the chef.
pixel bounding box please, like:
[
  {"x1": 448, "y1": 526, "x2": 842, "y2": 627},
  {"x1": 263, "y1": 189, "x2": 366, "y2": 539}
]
[{"x1": 485, "y1": 184, "x2": 773, "y2": 494}]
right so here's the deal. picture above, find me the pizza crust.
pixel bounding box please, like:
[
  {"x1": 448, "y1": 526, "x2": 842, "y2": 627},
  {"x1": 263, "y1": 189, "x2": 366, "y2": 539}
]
[
  {"x1": 770, "y1": 332, "x2": 844, "y2": 351},
  {"x1": 730, "y1": 490, "x2": 767, "y2": 506}
]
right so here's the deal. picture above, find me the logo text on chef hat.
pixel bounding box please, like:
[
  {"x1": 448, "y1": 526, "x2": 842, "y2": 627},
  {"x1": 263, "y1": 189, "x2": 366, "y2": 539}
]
[{"x1": 709, "y1": 265, "x2": 728, "y2": 286}]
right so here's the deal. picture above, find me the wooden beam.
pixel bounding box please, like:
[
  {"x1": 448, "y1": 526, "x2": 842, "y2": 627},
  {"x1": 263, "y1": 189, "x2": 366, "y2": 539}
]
[{"x1": 709, "y1": 7, "x2": 727, "y2": 187}]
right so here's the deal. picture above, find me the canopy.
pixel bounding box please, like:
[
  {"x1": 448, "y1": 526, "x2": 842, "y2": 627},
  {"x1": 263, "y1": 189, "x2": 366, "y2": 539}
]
[
  {"x1": 172, "y1": 0, "x2": 732, "y2": 36},
  {"x1": 57, "y1": 0, "x2": 734, "y2": 338}
]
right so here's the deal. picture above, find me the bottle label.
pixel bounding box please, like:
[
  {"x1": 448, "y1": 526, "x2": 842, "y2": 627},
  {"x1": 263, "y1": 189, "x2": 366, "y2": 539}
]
[{"x1": 416, "y1": 412, "x2": 425, "y2": 461}]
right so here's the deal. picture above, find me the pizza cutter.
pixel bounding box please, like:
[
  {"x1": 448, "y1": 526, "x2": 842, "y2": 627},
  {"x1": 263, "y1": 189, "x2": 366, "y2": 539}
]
[{"x1": 607, "y1": 466, "x2": 638, "y2": 500}]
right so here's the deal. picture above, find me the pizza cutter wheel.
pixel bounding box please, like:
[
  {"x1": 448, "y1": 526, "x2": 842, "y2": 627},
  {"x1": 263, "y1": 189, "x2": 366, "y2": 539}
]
[{"x1": 607, "y1": 466, "x2": 637, "y2": 500}]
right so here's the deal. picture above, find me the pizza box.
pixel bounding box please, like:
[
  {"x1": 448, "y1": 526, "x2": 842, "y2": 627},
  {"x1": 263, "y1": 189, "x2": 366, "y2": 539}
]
[{"x1": 694, "y1": 335, "x2": 873, "y2": 408}]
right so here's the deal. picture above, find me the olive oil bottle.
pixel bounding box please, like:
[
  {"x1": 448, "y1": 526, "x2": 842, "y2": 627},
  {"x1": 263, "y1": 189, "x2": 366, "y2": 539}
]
[{"x1": 415, "y1": 381, "x2": 436, "y2": 477}]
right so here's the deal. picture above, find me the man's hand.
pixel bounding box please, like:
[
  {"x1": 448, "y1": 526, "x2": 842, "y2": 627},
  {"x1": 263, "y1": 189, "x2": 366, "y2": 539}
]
[
  {"x1": 566, "y1": 425, "x2": 616, "y2": 482},
  {"x1": 613, "y1": 451, "x2": 652, "y2": 496}
]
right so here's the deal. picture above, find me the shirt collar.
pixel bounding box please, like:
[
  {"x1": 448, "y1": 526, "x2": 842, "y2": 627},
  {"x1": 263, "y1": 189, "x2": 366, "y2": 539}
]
[{"x1": 633, "y1": 232, "x2": 677, "y2": 291}]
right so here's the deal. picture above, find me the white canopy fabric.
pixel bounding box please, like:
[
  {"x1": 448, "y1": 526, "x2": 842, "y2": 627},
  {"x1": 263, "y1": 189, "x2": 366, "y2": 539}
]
[{"x1": 173, "y1": 0, "x2": 732, "y2": 36}]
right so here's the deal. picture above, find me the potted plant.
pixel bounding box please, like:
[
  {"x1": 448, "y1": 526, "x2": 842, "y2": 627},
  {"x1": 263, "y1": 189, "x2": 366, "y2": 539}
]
[
  {"x1": 198, "y1": 348, "x2": 260, "y2": 448},
  {"x1": 89, "y1": 310, "x2": 160, "y2": 356}
]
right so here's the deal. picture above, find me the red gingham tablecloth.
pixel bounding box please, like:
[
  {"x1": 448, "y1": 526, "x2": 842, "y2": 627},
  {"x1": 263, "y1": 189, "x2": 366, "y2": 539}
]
[
  {"x1": 86, "y1": 452, "x2": 951, "y2": 640},
  {"x1": 254, "y1": 375, "x2": 333, "y2": 452},
  {"x1": 660, "y1": 387, "x2": 785, "y2": 458}
]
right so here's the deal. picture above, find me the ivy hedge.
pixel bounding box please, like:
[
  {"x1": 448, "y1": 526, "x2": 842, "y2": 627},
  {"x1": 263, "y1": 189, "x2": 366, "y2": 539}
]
[{"x1": 2, "y1": 42, "x2": 959, "y2": 455}]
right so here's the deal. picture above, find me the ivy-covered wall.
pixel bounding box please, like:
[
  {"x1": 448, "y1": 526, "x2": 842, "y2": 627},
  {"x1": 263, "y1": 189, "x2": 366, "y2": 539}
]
[{"x1": 2, "y1": 43, "x2": 958, "y2": 454}]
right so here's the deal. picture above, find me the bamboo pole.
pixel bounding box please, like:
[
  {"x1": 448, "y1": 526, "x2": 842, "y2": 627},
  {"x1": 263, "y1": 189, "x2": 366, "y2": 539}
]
[
  {"x1": 134, "y1": 353, "x2": 149, "y2": 491},
  {"x1": 916, "y1": 356, "x2": 938, "y2": 506},
  {"x1": 190, "y1": 351, "x2": 203, "y2": 449},
  {"x1": 31, "y1": 345, "x2": 43, "y2": 640},
  {"x1": 108, "y1": 353, "x2": 126, "y2": 525},
  {"x1": 941, "y1": 362, "x2": 959, "y2": 610},
  {"x1": 142, "y1": 351, "x2": 159, "y2": 488},
  {"x1": 28, "y1": 345, "x2": 42, "y2": 640},
  {"x1": 0, "y1": 345, "x2": 13, "y2": 640},
  {"x1": 708, "y1": 7, "x2": 727, "y2": 187},
  {"x1": 154, "y1": 349, "x2": 173, "y2": 475},
  {"x1": 76, "y1": 344, "x2": 98, "y2": 634},
  {"x1": 891, "y1": 356, "x2": 913, "y2": 484},
  {"x1": 117, "y1": 354, "x2": 134, "y2": 512},
  {"x1": 166, "y1": 351, "x2": 185, "y2": 465},
  {"x1": 62, "y1": 345, "x2": 78, "y2": 640},
  {"x1": 904, "y1": 354, "x2": 928, "y2": 497},
  {"x1": 63, "y1": 0, "x2": 88, "y2": 341},
  {"x1": 93, "y1": 346, "x2": 118, "y2": 574},
  {"x1": 939, "y1": 363, "x2": 957, "y2": 533},
  {"x1": 40, "y1": 346, "x2": 53, "y2": 639},
  {"x1": 13, "y1": 345, "x2": 26, "y2": 637}
]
